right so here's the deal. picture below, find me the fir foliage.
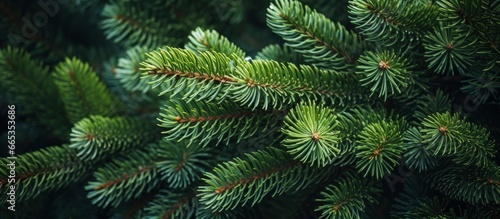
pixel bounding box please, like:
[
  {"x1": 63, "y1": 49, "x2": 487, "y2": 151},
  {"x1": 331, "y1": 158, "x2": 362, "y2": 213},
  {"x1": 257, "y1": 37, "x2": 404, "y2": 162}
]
[
  {"x1": 348, "y1": 0, "x2": 439, "y2": 49},
  {"x1": 69, "y1": 115, "x2": 161, "y2": 161},
  {"x1": 52, "y1": 57, "x2": 122, "y2": 123},
  {"x1": 355, "y1": 119, "x2": 406, "y2": 179},
  {"x1": 85, "y1": 143, "x2": 161, "y2": 208},
  {"x1": 420, "y1": 112, "x2": 495, "y2": 166},
  {"x1": 198, "y1": 147, "x2": 334, "y2": 212},
  {"x1": 267, "y1": 0, "x2": 363, "y2": 70},
  {"x1": 157, "y1": 99, "x2": 281, "y2": 147},
  {"x1": 316, "y1": 172, "x2": 381, "y2": 219},
  {"x1": 423, "y1": 22, "x2": 477, "y2": 75},
  {"x1": 430, "y1": 163, "x2": 500, "y2": 205},
  {"x1": 0, "y1": 145, "x2": 92, "y2": 203},
  {"x1": 156, "y1": 140, "x2": 214, "y2": 188}
]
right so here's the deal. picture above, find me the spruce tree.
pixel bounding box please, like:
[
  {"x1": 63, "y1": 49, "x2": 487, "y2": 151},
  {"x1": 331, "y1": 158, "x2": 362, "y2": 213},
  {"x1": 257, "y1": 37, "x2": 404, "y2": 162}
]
[{"x1": 1, "y1": 0, "x2": 499, "y2": 218}]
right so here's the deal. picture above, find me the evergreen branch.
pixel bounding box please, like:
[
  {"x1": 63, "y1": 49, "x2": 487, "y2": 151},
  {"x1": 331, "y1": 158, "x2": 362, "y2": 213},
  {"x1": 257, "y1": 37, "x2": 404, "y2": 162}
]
[
  {"x1": 281, "y1": 102, "x2": 341, "y2": 167},
  {"x1": 185, "y1": 27, "x2": 246, "y2": 58},
  {"x1": 53, "y1": 57, "x2": 122, "y2": 124},
  {"x1": 451, "y1": 122, "x2": 496, "y2": 166},
  {"x1": 430, "y1": 163, "x2": 500, "y2": 205},
  {"x1": 348, "y1": 0, "x2": 439, "y2": 48},
  {"x1": 230, "y1": 60, "x2": 366, "y2": 110},
  {"x1": 198, "y1": 147, "x2": 333, "y2": 212},
  {"x1": 143, "y1": 189, "x2": 197, "y2": 219},
  {"x1": 356, "y1": 50, "x2": 416, "y2": 101},
  {"x1": 157, "y1": 98, "x2": 282, "y2": 147},
  {"x1": 255, "y1": 44, "x2": 305, "y2": 64},
  {"x1": 402, "y1": 127, "x2": 438, "y2": 172},
  {"x1": 85, "y1": 144, "x2": 161, "y2": 208},
  {"x1": 141, "y1": 47, "x2": 235, "y2": 102},
  {"x1": 69, "y1": 115, "x2": 161, "y2": 161},
  {"x1": 437, "y1": 0, "x2": 500, "y2": 55},
  {"x1": 156, "y1": 140, "x2": 214, "y2": 189},
  {"x1": 0, "y1": 46, "x2": 71, "y2": 138},
  {"x1": 267, "y1": 0, "x2": 362, "y2": 70},
  {"x1": 142, "y1": 47, "x2": 366, "y2": 110},
  {"x1": 316, "y1": 172, "x2": 381, "y2": 219},
  {"x1": 420, "y1": 112, "x2": 495, "y2": 166},
  {"x1": 420, "y1": 112, "x2": 464, "y2": 155},
  {"x1": 0, "y1": 145, "x2": 91, "y2": 203},
  {"x1": 100, "y1": 1, "x2": 182, "y2": 47},
  {"x1": 424, "y1": 22, "x2": 478, "y2": 75},
  {"x1": 355, "y1": 120, "x2": 406, "y2": 179}
]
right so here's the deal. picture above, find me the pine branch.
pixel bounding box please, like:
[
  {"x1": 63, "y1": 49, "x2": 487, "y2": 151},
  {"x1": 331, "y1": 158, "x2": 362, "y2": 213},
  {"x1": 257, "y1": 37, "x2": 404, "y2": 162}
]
[
  {"x1": 267, "y1": 0, "x2": 363, "y2": 70},
  {"x1": 53, "y1": 57, "x2": 122, "y2": 123},
  {"x1": 336, "y1": 106, "x2": 388, "y2": 142},
  {"x1": 142, "y1": 47, "x2": 367, "y2": 110},
  {"x1": 409, "y1": 196, "x2": 450, "y2": 218},
  {"x1": 100, "y1": 1, "x2": 183, "y2": 47},
  {"x1": 141, "y1": 47, "x2": 235, "y2": 102},
  {"x1": 0, "y1": 145, "x2": 92, "y2": 203},
  {"x1": 86, "y1": 138, "x2": 216, "y2": 208},
  {"x1": 85, "y1": 143, "x2": 161, "y2": 208},
  {"x1": 430, "y1": 163, "x2": 500, "y2": 205},
  {"x1": 316, "y1": 172, "x2": 381, "y2": 219},
  {"x1": 356, "y1": 50, "x2": 417, "y2": 101},
  {"x1": 156, "y1": 140, "x2": 214, "y2": 189},
  {"x1": 348, "y1": 0, "x2": 439, "y2": 48},
  {"x1": 198, "y1": 147, "x2": 334, "y2": 212},
  {"x1": 116, "y1": 46, "x2": 164, "y2": 94},
  {"x1": 230, "y1": 59, "x2": 367, "y2": 110},
  {"x1": 423, "y1": 22, "x2": 478, "y2": 75},
  {"x1": 355, "y1": 120, "x2": 407, "y2": 179},
  {"x1": 328, "y1": 106, "x2": 389, "y2": 166},
  {"x1": 157, "y1": 98, "x2": 283, "y2": 147},
  {"x1": 69, "y1": 115, "x2": 161, "y2": 161},
  {"x1": 420, "y1": 112, "x2": 495, "y2": 166},
  {"x1": 437, "y1": 0, "x2": 500, "y2": 56},
  {"x1": 413, "y1": 89, "x2": 452, "y2": 123}
]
